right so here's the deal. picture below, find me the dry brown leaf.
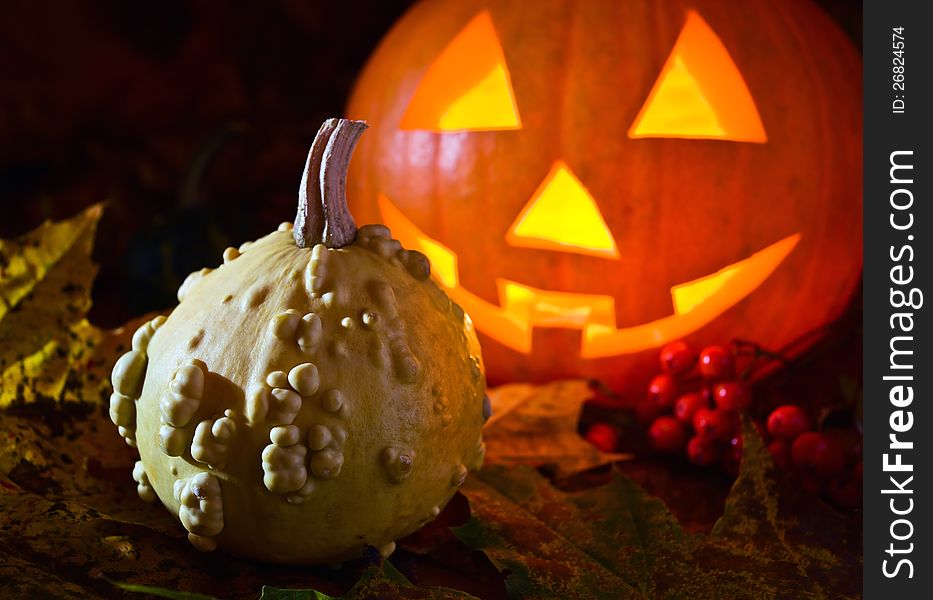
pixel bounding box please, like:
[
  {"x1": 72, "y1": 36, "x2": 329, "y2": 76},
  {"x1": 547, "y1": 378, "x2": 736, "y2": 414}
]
[
  {"x1": 0, "y1": 205, "x2": 104, "y2": 406},
  {"x1": 484, "y1": 380, "x2": 629, "y2": 477}
]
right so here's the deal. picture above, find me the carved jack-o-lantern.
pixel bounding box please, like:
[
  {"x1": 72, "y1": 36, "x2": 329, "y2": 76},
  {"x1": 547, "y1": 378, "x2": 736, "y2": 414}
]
[{"x1": 347, "y1": 0, "x2": 862, "y2": 394}]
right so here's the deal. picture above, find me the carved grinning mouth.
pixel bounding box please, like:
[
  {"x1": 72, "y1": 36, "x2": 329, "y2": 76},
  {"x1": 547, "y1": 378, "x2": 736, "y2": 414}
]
[{"x1": 378, "y1": 194, "x2": 799, "y2": 358}]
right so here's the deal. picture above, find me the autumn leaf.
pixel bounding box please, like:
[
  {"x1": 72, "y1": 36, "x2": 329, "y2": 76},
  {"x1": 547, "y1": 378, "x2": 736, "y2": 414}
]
[
  {"x1": 259, "y1": 556, "x2": 480, "y2": 599},
  {"x1": 0, "y1": 205, "x2": 107, "y2": 406},
  {"x1": 484, "y1": 380, "x2": 629, "y2": 477},
  {"x1": 106, "y1": 556, "x2": 478, "y2": 600},
  {"x1": 455, "y1": 417, "x2": 861, "y2": 600}
]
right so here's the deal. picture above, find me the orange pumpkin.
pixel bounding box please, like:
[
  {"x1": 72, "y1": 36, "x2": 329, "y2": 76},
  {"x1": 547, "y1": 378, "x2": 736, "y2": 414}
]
[{"x1": 346, "y1": 0, "x2": 862, "y2": 396}]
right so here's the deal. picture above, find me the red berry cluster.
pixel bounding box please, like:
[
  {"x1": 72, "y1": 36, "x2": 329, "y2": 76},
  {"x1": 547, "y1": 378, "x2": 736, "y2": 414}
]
[
  {"x1": 766, "y1": 406, "x2": 862, "y2": 509},
  {"x1": 637, "y1": 341, "x2": 748, "y2": 472},
  {"x1": 583, "y1": 338, "x2": 863, "y2": 510}
]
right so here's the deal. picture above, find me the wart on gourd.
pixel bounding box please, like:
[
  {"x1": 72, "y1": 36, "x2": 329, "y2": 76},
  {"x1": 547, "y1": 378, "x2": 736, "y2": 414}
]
[{"x1": 109, "y1": 118, "x2": 488, "y2": 564}]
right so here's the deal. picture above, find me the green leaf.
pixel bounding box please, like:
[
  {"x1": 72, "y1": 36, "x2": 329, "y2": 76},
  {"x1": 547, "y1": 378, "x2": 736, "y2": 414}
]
[
  {"x1": 0, "y1": 205, "x2": 105, "y2": 406},
  {"x1": 455, "y1": 417, "x2": 861, "y2": 600},
  {"x1": 113, "y1": 581, "x2": 222, "y2": 599},
  {"x1": 259, "y1": 586, "x2": 336, "y2": 600},
  {"x1": 259, "y1": 559, "x2": 479, "y2": 600}
]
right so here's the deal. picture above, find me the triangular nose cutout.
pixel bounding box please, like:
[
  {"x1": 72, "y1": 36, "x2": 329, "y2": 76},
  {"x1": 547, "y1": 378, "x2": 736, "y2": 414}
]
[{"x1": 506, "y1": 162, "x2": 619, "y2": 259}]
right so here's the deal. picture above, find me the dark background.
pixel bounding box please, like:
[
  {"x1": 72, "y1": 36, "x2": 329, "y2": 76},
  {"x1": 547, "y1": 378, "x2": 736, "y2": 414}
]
[{"x1": 0, "y1": 0, "x2": 860, "y2": 328}]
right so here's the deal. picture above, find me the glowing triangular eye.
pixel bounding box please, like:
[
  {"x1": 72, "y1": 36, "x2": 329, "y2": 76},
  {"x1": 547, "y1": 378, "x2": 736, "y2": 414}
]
[
  {"x1": 629, "y1": 11, "x2": 766, "y2": 143},
  {"x1": 507, "y1": 162, "x2": 619, "y2": 259},
  {"x1": 400, "y1": 11, "x2": 521, "y2": 132}
]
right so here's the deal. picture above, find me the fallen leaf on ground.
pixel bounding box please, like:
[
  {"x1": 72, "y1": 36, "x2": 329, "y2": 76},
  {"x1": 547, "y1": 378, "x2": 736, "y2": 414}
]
[
  {"x1": 456, "y1": 417, "x2": 861, "y2": 600},
  {"x1": 484, "y1": 380, "x2": 630, "y2": 477},
  {"x1": 0, "y1": 205, "x2": 105, "y2": 406}
]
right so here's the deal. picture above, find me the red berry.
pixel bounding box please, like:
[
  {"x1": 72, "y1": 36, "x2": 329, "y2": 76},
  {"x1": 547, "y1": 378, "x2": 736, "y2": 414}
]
[
  {"x1": 674, "y1": 392, "x2": 707, "y2": 423},
  {"x1": 826, "y1": 478, "x2": 861, "y2": 510},
  {"x1": 585, "y1": 423, "x2": 619, "y2": 453},
  {"x1": 698, "y1": 345, "x2": 735, "y2": 379},
  {"x1": 687, "y1": 435, "x2": 721, "y2": 466},
  {"x1": 713, "y1": 382, "x2": 751, "y2": 411},
  {"x1": 693, "y1": 408, "x2": 739, "y2": 441},
  {"x1": 649, "y1": 416, "x2": 688, "y2": 454},
  {"x1": 647, "y1": 373, "x2": 679, "y2": 410},
  {"x1": 659, "y1": 340, "x2": 696, "y2": 377},
  {"x1": 634, "y1": 397, "x2": 662, "y2": 425},
  {"x1": 800, "y1": 472, "x2": 824, "y2": 494},
  {"x1": 791, "y1": 432, "x2": 846, "y2": 476},
  {"x1": 768, "y1": 440, "x2": 793, "y2": 472},
  {"x1": 766, "y1": 405, "x2": 811, "y2": 440}
]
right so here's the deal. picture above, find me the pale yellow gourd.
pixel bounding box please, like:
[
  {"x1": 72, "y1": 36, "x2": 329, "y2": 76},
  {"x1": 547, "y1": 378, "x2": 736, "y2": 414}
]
[{"x1": 109, "y1": 119, "x2": 487, "y2": 564}]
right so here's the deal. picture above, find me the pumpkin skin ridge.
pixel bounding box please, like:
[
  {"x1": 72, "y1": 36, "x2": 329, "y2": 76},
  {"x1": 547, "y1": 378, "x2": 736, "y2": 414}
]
[{"x1": 130, "y1": 225, "x2": 486, "y2": 565}]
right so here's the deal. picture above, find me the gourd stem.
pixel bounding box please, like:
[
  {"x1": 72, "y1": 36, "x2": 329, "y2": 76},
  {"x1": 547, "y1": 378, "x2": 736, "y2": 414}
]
[{"x1": 294, "y1": 118, "x2": 367, "y2": 249}]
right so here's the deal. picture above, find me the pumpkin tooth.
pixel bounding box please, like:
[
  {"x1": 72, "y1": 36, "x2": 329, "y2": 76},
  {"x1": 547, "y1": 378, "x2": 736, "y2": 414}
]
[
  {"x1": 270, "y1": 310, "x2": 302, "y2": 340},
  {"x1": 451, "y1": 463, "x2": 468, "y2": 487},
  {"x1": 245, "y1": 385, "x2": 270, "y2": 425},
  {"x1": 176, "y1": 472, "x2": 224, "y2": 551},
  {"x1": 262, "y1": 435, "x2": 309, "y2": 494},
  {"x1": 131, "y1": 315, "x2": 165, "y2": 352},
  {"x1": 431, "y1": 385, "x2": 451, "y2": 427},
  {"x1": 222, "y1": 247, "x2": 240, "y2": 263},
  {"x1": 320, "y1": 389, "x2": 346, "y2": 414},
  {"x1": 382, "y1": 446, "x2": 415, "y2": 484},
  {"x1": 309, "y1": 448, "x2": 344, "y2": 480},
  {"x1": 297, "y1": 313, "x2": 323, "y2": 352},
  {"x1": 419, "y1": 505, "x2": 441, "y2": 527},
  {"x1": 288, "y1": 363, "x2": 320, "y2": 397},
  {"x1": 307, "y1": 243, "x2": 330, "y2": 294},
  {"x1": 468, "y1": 441, "x2": 487, "y2": 471},
  {"x1": 109, "y1": 392, "x2": 135, "y2": 429},
  {"x1": 377, "y1": 541, "x2": 397, "y2": 559},
  {"x1": 158, "y1": 360, "x2": 206, "y2": 456},
  {"x1": 368, "y1": 280, "x2": 420, "y2": 384},
  {"x1": 277, "y1": 221, "x2": 294, "y2": 232},
  {"x1": 357, "y1": 224, "x2": 391, "y2": 243},
  {"x1": 371, "y1": 237, "x2": 402, "y2": 260},
  {"x1": 159, "y1": 422, "x2": 191, "y2": 457},
  {"x1": 132, "y1": 460, "x2": 156, "y2": 503},
  {"x1": 361, "y1": 311, "x2": 379, "y2": 330},
  {"x1": 403, "y1": 250, "x2": 431, "y2": 281},
  {"x1": 286, "y1": 480, "x2": 316, "y2": 505},
  {"x1": 307, "y1": 425, "x2": 333, "y2": 451},
  {"x1": 191, "y1": 411, "x2": 237, "y2": 469},
  {"x1": 117, "y1": 426, "x2": 137, "y2": 447},
  {"x1": 267, "y1": 388, "x2": 302, "y2": 425},
  {"x1": 270, "y1": 424, "x2": 301, "y2": 447},
  {"x1": 266, "y1": 370, "x2": 289, "y2": 389}
]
